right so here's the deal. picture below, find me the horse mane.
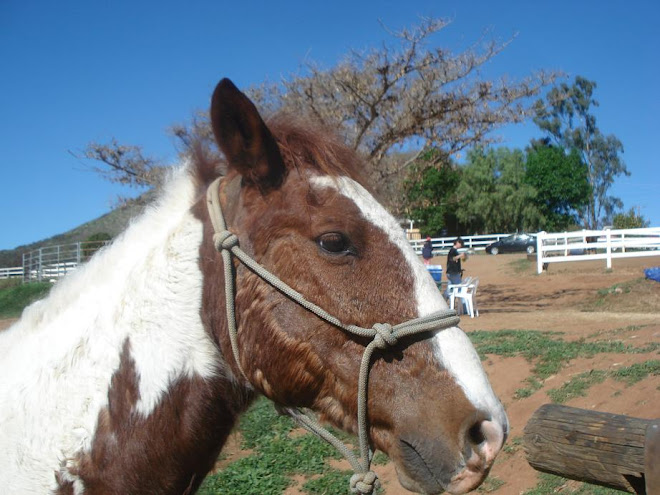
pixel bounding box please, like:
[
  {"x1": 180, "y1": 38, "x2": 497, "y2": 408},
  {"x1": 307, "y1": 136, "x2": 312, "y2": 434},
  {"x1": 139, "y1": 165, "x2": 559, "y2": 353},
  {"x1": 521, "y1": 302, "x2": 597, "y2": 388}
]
[
  {"x1": 191, "y1": 112, "x2": 367, "y2": 188},
  {"x1": 9, "y1": 167, "x2": 200, "y2": 335}
]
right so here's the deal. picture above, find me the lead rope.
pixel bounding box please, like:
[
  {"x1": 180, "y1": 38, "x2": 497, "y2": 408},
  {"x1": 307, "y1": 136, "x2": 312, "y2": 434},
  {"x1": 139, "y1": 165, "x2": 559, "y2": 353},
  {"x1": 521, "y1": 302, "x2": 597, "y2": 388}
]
[{"x1": 206, "y1": 177, "x2": 460, "y2": 494}]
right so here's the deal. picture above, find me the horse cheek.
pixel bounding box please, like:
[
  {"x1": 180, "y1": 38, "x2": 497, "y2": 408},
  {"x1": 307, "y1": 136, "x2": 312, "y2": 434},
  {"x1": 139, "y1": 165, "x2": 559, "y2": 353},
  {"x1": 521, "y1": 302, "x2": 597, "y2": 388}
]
[{"x1": 240, "y1": 294, "x2": 325, "y2": 406}]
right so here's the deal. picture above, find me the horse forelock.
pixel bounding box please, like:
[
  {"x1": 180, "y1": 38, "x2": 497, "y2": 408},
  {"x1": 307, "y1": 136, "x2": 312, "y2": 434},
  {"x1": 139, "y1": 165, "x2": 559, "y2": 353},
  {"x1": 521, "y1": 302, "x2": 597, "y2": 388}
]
[
  {"x1": 189, "y1": 112, "x2": 368, "y2": 191},
  {"x1": 266, "y1": 113, "x2": 367, "y2": 182}
]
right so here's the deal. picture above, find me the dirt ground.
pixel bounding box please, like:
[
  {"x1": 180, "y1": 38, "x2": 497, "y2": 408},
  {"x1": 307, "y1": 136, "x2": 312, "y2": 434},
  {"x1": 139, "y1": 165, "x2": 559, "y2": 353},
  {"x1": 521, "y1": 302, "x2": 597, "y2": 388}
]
[
  {"x1": 371, "y1": 253, "x2": 660, "y2": 495},
  {"x1": 2, "y1": 253, "x2": 658, "y2": 494},
  {"x1": 291, "y1": 253, "x2": 660, "y2": 494}
]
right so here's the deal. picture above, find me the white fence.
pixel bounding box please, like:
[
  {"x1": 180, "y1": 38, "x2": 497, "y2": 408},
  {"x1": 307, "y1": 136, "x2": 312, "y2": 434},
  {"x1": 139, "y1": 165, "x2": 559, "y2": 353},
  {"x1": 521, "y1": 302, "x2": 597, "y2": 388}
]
[
  {"x1": 409, "y1": 233, "x2": 511, "y2": 256},
  {"x1": 3, "y1": 235, "x2": 507, "y2": 282},
  {"x1": 7, "y1": 229, "x2": 657, "y2": 281},
  {"x1": 536, "y1": 227, "x2": 660, "y2": 274},
  {"x1": 19, "y1": 241, "x2": 110, "y2": 282},
  {"x1": 1, "y1": 263, "x2": 81, "y2": 281},
  {"x1": 0, "y1": 266, "x2": 23, "y2": 279}
]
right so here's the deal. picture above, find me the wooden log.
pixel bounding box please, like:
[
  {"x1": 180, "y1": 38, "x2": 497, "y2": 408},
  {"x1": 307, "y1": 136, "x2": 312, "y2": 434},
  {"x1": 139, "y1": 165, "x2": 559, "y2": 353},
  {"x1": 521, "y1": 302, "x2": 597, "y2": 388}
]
[
  {"x1": 524, "y1": 404, "x2": 656, "y2": 494},
  {"x1": 646, "y1": 421, "x2": 660, "y2": 494}
]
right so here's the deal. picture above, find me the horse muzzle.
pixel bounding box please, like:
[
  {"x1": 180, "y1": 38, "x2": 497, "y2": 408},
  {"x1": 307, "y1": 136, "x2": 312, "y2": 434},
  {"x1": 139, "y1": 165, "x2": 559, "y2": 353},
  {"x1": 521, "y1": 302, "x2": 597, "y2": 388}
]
[{"x1": 394, "y1": 415, "x2": 507, "y2": 494}]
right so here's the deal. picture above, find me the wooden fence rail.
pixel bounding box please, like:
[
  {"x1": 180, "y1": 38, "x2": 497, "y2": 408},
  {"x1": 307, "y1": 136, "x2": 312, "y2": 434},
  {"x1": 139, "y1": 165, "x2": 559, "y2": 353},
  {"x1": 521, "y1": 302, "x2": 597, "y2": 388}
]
[{"x1": 524, "y1": 404, "x2": 659, "y2": 494}]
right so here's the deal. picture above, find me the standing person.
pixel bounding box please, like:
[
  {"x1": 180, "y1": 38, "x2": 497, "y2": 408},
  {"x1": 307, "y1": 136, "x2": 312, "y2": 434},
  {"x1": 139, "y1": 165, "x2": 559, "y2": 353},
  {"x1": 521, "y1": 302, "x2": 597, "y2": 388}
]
[
  {"x1": 422, "y1": 236, "x2": 433, "y2": 265},
  {"x1": 446, "y1": 237, "x2": 466, "y2": 287}
]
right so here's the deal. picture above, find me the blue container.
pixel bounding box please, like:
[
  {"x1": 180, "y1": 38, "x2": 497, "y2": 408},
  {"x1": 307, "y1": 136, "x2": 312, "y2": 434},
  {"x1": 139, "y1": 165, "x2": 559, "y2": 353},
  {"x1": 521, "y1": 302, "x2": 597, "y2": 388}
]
[
  {"x1": 644, "y1": 266, "x2": 660, "y2": 283},
  {"x1": 427, "y1": 265, "x2": 443, "y2": 282}
]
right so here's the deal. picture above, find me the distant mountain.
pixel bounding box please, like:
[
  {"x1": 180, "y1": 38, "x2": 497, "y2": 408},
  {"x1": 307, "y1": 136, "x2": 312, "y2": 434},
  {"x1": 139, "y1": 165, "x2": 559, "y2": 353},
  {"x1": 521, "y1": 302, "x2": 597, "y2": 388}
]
[{"x1": 0, "y1": 196, "x2": 150, "y2": 268}]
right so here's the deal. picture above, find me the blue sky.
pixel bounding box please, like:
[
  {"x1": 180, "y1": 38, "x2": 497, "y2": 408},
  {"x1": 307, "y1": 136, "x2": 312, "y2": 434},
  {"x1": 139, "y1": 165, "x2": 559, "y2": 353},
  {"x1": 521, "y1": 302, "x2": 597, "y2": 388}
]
[{"x1": 1, "y1": 0, "x2": 658, "y2": 251}]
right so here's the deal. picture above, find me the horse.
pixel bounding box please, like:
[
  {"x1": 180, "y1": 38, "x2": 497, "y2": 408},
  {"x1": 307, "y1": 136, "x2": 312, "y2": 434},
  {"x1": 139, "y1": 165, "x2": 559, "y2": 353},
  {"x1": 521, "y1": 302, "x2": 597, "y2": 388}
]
[{"x1": 0, "y1": 78, "x2": 508, "y2": 494}]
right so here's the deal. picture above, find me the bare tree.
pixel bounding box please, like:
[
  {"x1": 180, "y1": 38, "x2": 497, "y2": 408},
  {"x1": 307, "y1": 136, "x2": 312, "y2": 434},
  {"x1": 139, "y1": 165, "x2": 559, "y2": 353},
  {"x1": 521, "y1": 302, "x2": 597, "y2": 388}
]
[
  {"x1": 71, "y1": 139, "x2": 167, "y2": 206},
  {"x1": 84, "y1": 16, "x2": 558, "y2": 211},
  {"x1": 169, "y1": 111, "x2": 216, "y2": 154},
  {"x1": 249, "y1": 18, "x2": 556, "y2": 186}
]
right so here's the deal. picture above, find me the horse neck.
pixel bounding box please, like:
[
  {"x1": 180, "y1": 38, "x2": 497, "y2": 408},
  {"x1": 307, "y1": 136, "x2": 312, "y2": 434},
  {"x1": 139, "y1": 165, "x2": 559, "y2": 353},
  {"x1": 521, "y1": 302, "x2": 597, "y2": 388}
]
[
  {"x1": 0, "y1": 168, "x2": 260, "y2": 493},
  {"x1": 9, "y1": 168, "x2": 201, "y2": 339},
  {"x1": 6, "y1": 168, "x2": 215, "y2": 381}
]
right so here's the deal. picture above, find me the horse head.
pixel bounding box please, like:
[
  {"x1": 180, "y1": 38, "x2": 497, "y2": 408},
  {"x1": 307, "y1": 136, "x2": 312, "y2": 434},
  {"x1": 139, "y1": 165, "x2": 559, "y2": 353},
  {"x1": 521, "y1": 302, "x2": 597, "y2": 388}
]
[{"x1": 198, "y1": 78, "x2": 508, "y2": 494}]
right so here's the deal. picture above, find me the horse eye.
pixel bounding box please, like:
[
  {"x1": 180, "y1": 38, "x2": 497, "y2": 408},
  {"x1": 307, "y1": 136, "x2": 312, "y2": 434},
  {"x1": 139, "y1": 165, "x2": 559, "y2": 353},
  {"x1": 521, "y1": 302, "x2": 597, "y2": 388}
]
[{"x1": 317, "y1": 232, "x2": 353, "y2": 255}]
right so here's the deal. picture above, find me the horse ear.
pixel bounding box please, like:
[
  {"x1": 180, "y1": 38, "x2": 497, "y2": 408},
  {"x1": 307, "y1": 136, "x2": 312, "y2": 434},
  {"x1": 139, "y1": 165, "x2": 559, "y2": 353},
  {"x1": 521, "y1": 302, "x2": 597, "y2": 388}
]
[{"x1": 210, "y1": 78, "x2": 286, "y2": 189}]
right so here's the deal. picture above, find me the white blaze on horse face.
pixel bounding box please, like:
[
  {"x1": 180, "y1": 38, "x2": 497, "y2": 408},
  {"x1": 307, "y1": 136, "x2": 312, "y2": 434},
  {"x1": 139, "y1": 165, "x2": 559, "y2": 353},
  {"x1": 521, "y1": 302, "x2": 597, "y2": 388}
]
[
  {"x1": 310, "y1": 175, "x2": 508, "y2": 429},
  {"x1": 311, "y1": 175, "x2": 440, "y2": 315}
]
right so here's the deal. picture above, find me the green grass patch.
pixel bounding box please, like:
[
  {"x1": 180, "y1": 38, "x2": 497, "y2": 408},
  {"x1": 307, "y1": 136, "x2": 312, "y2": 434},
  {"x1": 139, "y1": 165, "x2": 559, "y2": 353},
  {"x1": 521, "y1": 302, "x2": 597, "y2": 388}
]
[
  {"x1": 522, "y1": 473, "x2": 567, "y2": 494},
  {"x1": 469, "y1": 330, "x2": 657, "y2": 400},
  {"x1": 582, "y1": 277, "x2": 660, "y2": 313},
  {"x1": 200, "y1": 398, "x2": 354, "y2": 495},
  {"x1": 547, "y1": 360, "x2": 660, "y2": 403},
  {"x1": 596, "y1": 282, "x2": 632, "y2": 296},
  {"x1": 547, "y1": 370, "x2": 608, "y2": 403},
  {"x1": 507, "y1": 257, "x2": 534, "y2": 274},
  {"x1": 502, "y1": 435, "x2": 523, "y2": 455},
  {"x1": 523, "y1": 473, "x2": 621, "y2": 494},
  {"x1": 0, "y1": 282, "x2": 52, "y2": 319},
  {"x1": 611, "y1": 359, "x2": 660, "y2": 384},
  {"x1": 476, "y1": 475, "x2": 505, "y2": 492},
  {"x1": 470, "y1": 330, "x2": 640, "y2": 378},
  {"x1": 302, "y1": 468, "x2": 355, "y2": 494},
  {"x1": 199, "y1": 454, "x2": 292, "y2": 495},
  {"x1": 586, "y1": 324, "x2": 645, "y2": 339},
  {"x1": 236, "y1": 397, "x2": 296, "y2": 449},
  {"x1": 515, "y1": 376, "x2": 544, "y2": 399}
]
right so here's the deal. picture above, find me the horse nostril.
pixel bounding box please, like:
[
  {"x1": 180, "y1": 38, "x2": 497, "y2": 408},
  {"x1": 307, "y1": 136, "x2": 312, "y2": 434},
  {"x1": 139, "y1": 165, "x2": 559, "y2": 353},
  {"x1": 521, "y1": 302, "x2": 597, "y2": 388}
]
[
  {"x1": 468, "y1": 422, "x2": 486, "y2": 445},
  {"x1": 465, "y1": 418, "x2": 505, "y2": 463}
]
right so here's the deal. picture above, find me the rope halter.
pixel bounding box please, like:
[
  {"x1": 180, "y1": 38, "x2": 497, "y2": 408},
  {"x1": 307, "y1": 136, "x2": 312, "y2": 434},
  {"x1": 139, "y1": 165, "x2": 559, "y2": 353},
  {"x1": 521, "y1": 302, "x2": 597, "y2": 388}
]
[{"x1": 206, "y1": 177, "x2": 460, "y2": 494}]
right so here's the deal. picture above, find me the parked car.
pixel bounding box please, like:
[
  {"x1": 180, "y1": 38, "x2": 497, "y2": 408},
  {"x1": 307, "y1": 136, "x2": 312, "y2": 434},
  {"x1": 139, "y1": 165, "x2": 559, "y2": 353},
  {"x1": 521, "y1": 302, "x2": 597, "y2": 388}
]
[{"x1": 485, "y1": 233, "x2": 537, "y2": 255}]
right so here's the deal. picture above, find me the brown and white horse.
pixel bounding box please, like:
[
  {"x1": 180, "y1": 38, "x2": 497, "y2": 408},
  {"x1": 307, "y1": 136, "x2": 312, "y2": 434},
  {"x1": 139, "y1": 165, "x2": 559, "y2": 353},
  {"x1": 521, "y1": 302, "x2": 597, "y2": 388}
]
[{"x1": 0, "y1": 79, "x2": 508, "y2": 494}]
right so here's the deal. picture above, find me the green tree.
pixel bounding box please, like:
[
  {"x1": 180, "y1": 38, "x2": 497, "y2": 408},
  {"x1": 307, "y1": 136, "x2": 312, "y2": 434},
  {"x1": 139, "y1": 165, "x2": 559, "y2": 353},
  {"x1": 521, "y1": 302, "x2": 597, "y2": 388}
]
[
  {"x1": 456, "y1": 148, "x2": 542, "y2": 234},
  {"x1": 525, "y1": 139, "x2": 590, "y2": 231},
  {"x1": 612, "y1": 207, "x2": 649, "y2": 229},
  {"x1": 402, "y1": 149, "x2": 461, "y2": 236},
  {"x1": 533, "y1": 76, "x2": 629, "y2": 229}
]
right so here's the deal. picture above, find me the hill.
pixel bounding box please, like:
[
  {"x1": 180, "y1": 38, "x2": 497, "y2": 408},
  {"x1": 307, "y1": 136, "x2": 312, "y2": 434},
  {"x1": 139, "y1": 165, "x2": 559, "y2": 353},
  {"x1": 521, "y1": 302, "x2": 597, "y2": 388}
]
[{"x1": 0, "y1": 196, "x2": 150, "y2": 268}]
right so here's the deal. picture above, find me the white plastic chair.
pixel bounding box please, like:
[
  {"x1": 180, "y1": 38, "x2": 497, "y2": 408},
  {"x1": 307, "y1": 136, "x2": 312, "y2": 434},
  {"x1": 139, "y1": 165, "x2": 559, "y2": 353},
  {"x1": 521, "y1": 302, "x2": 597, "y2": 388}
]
[
  {"x1": 448, "y1": 277, "x2": 479, "y2": 318},
  {"x1": 446, "y1": 277, "x2": 467, "y2": 313}
]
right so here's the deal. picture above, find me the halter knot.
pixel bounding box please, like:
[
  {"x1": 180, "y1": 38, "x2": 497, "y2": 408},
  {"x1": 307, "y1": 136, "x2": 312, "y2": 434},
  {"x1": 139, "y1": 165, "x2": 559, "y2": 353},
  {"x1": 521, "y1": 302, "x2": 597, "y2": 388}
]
[
  {"x1": 350, "y1": 471, "x2": 380, "y2": 494},
  {"x1": 372, "y1": 322, "x2": 397, "y2": 349},
  {"x1": 213, "y1": 230, "x2": 239, "y2": 252}
]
